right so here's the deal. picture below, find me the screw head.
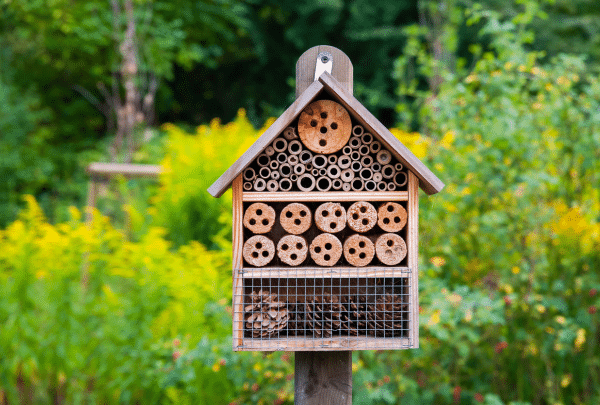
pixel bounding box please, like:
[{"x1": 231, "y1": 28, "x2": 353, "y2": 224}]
[{"x1": 321, "y1": 55, "x2": 329, "y2": 63}]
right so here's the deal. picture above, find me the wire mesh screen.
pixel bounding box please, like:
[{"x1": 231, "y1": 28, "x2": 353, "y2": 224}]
[{"x1": 233, "y1": 273, "x2": 412, "y2": 351}]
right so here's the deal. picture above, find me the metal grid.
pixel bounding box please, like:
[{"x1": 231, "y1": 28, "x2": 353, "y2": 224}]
[{"x1": 233, "y1": 272, "x2": 412, "y2": 351}]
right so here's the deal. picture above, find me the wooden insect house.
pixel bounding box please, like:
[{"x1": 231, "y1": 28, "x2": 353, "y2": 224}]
[{"x1": 208, "y1": 46, "x2": 444, "y2": 351}]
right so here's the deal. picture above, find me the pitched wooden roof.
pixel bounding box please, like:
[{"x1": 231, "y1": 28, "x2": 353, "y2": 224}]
[{"x1": 207, "y1": 72, "x2": 444, "y2": 197}]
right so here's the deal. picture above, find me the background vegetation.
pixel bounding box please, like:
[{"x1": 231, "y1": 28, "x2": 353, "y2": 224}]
[{"x1": 1, "y1": 0, "x2": 599, "y2": 404}]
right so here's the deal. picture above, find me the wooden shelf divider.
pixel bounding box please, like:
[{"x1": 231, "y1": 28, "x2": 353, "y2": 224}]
[{"x1": 237, "y1": 266, "x2": 410, "y2": 279}]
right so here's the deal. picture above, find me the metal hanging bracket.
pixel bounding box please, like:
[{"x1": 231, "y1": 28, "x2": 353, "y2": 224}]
[{"x1": 314, "y1": 51, "x2": 333, "y2": 81}]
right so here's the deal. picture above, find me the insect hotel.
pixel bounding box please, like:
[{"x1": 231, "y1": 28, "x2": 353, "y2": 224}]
[{"x1": 208, "y1": 47, "x2": 443, "y2": 352}]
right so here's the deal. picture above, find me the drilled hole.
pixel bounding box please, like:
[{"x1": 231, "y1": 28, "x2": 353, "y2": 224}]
[
  {"x1": 294, "y1": 219, "x2": 301, "y2": 225},
  {"x1": 321, "y1": 112, "x2": 327, "y2": 119},
  {"x1": 335, "y1": 210, "x2": 342, "y2": 217},
  {"x1": 324, "y1": 254, "x2": 331, "y2": 261},
  {"x1": 320, "y1": 127, "x2": 327, "y2": 134},
  {"x1": 262, "y1": 251, "x2": 269, "y2": 257},
  {"x1": 383, "y1": 218, "x2": 390, "y2": 224},
  {"x1": 249, "y1": 219, "x2": 256, "y2": 225},
  {"x1": 362, "y1": 219, "x2": 368, "y2": 225},
  {"x1": 331, "y1": 122, "x2": 338, "y2": 129},
  {"x1": 286, "y1": 211, "x2": 293, "y2": 218},
  {"x1": 256, "y1": 242, "x2": 262, "y2": 249},
  {"x1": 387, "y1": 205, "x2": 394, "y2": 212},
  {"x1": 314, "y1": 246, "x2": 321, "y2": 253},
  {"x1": 322, "y1": 211, "x2": 329, "y2": 217},
  {"x1": 252, "y1": 252, "x2": 258, "y2": 258},
  {"x1": 262, "y1": 219, "x2": 269, "y2": 225},
  {"x1": 359, "y1": 252, "x2": 366, "y2": 259},
  {"x1": 256, "y1": 209, "x2": 262, "y2": 215},
  {"x1": 349, "y1": 248, "x2": 356, "y2": 254},
  {"x1": 290, "y1": 254, "x2": 297, "y2": 260},
  {"x1": 296, "y1": 243, "x2": 303, "y2": 249},
  {"x1": 387, "y1": 240, "x2": 393, "y2": 247},
  {"x1": 300, "y1": 211, "x2": 306, "y2": 217},
  {"x1": 329, "y1": 223, "x2": 336, "y2": 229},
  {"x1": 359, "y1": 241, "x2": 365, "y2": 248},
  {"x1": 310, "y1": 120, "x2": 317, "y2": 127},
  {"x1": 360, "y1": 207, "x2": 366, "y2": 213},
  {"x1": 325, "y1": 243, "x2": 332, "y2": 250},
  {"x1": 319, "y1": 140, "x2": 327, "y2": 146},
  {"x1": 352, "y1": 213, "x2": 359, "y2": 220},
  {"x1": 394, "y1": 217, "x2": 400, "y2": 223},
  {"x1": 282, "y1": 244, "x2": 289, "y2": 251}
]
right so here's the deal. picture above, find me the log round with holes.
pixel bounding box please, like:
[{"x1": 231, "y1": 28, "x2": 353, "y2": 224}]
[
  {"x1": 315, "y1": 202, "x2": 347, "y2": 233},
  {"x1": 309, "y1": 233, "x2": 342, "y2": 266},
  {"x1": 347, "y1": 201, "x2": 377, "y2": 233},
  {"x1": 377, "y1": 202, "x2": 408, "y2": 232},
  {"x1": 277, "y1": 235, "x2": 308, "y2": 266},
  {"x1": 280, "y1": 203, "x2": 312, "y2": 234},
  {"x1": 375, "y1": 233, "x2": 407, "y2": 265},
  {"x1": 343, "y1": 234, "x2": 375, "y2": 267},
  {"x1": 298, "y1": 100, "x2": 352, "y2": 154},
  {"x1": 243, "y1": 235, "x2": 275, "y2": 267},
  {"x1": 243, "y1": 203, "x2": 276, "y2": 234}
]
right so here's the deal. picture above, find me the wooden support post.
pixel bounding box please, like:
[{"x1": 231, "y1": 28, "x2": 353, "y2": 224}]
[
  {"x1": 294, "y1": 46, "x2": 354, "y2": 405},
  {"x1": 295, "y1": 351, "x2": 352, "y2": 405}
]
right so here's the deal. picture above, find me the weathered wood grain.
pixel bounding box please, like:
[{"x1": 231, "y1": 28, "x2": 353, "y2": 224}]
[
  {"x1": 232, "y1": 175, "x2": 245, "y2": 349},
  {"x1": 295, "y1": 351, "x2": 352, "y2": 404},
  {"x1": 318, "y1": 72, "x2": 444, "y2": 195},
  {"x1": 408, "y1": 171, "x2": 419, "y2": 348},
  {"x1": 296, "y1": 45, "x2": 353, "y2": 97},
  {"x1": 238, "y1": 337, "x2": 412, "y2": 351},
  {"x1": 87, "y1": 162, "x2": 161, "y2": 178}
]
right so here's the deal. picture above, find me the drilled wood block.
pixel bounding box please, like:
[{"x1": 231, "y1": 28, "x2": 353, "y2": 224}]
[
  {"x1": 377, "y1": 202, "x2": 407, "y2": 232},
  {"x1": 343, "y1": 234, "x2": 374, "y2": 267},
  {"x1": 280, "y1": 203, "x2": 312, "y2": 234},
  {"x1": 347, "y1": 201, "x2": 377, "y2": 233},
  {"x1": 277, "y1": 235, "x2": 308, "y2": 266},
  {"x1": 375, "y1": 233, "x2": 407, "y2": 266},
  {"x1": 309, "y1": 233, "x2": 342, "y2": 266},
  {"x1": 315, "y1": 202, "x2": 347, "y2": 233},
  {"x1": 243, "y1": 235, "x2": 275, "y2": 267},
  {"x1": 298, "y1": 100, "x2": 351, "y2": 154},
  {"x1": 243, "y1": 202, "x2": 276, "y2": 233}
]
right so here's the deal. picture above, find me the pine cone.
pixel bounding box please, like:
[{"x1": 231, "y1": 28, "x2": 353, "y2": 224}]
[
  {"x1": 244, "y1": 290, "x2": 289, "y2": 338},
  {"x1": 286, "y1": 303, "x2": 306, "y2": 337},
  {"x1": 306, "y1": 293, "x2": 343, "y2": 338},
  {"x1": 340, "y1": 295, "x2": 369, "y2": 336},
  {"x1": 366, "y1": 293, "x2": 409, "y2": 337}
]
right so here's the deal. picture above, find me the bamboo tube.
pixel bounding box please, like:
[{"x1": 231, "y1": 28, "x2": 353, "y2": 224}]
[
  {"x1": 299, "y1": 150, "x2": 313, "y2": 164},
  {"x1": 269, "y1": 160, "x2": 280, "y2": 171},
  {"x1": 351, "y1": 151, "x2": 360, "y2": 161},
  {"x1": 371, "y1": 162, "x2": 381, "y2": 173},
  {"x1": 328, "y1": 155, "x2": 338, "y2": 165},
  {"x1": 312, "y1": 154, "x2": 327, "y2": 168},
  {"x1": 373, "y1": 172, "x2": 383, "y2": 183},
  {"x1": 290, "y1": 174, "x2": 298, "y2": 182},
  {"x1": 283, "y1": 126, "x2": 298, "y2": 140},
  {"x1": 294, "y1": 164, "x2": 306, "y2": 175},
  {"x1": 351, "y1": 161, "x2": 362, "y2": 172},
  {"x1": 279, "y1": 163, "x2": 292, "y2": 177},
  {"x1": 270, "y1": 170, "x2": 280, "y2": 181},
  {"x1": 243, "y1": 202, "x2": 276, "y2": 234},
  {"x1": 351, "y1": 178, "x2": 364, "y2": 191},
  {"x1": 277, "y1": 153, "x2": 287, "y2": 163},
  {"x1": 259, "y1": 167, "x2": 271, "y2": 179},
  {"x1": 361, "y1": 155, "x2": 373, "y2": 168},
  {"x1": 315, "y1": 202, "x2": 347, "y2": 233},
  {"x1": 369, "y1": 141, "x2": 381, "y2": 154},
  {"x1": 387, "y1": 183, "x2": 396, "y2": 191},
  {"x1": 377, "y1": 202, "x2": 407, "y2": 232},
  {"x1": 349, "y1": 136, "x2": 361, "y2": 149},
  {"x1": 297, "y1": 174, "x2": 316, "y2": 192},
  {"x1": 340, "y1": 168, "x2": 354, "y2": 183},
  {"x1": 376, "y1": 150, "x2": 392, "y2": 165},
  {"x1": 375, "y1": 233, "x2": 407, "y2": 266},
  {"x1": 393, "y1": 171, "x2": 408, "y2": 187},
  {"x1": 376, "y1": 182, "x2": 387, "y2": 191},
  {"x1": 288, "y1": 155, "x2": 299, "y2": 165},
  {"x1": 279, "y1": 178, "x2": 293, "y2": 192},
  {"x1": 267, "y1": 179, "x2": 279, "y2": 191},
  {"x1": 338, "y1": 155, "x2": 351, "y2": 169},
  {"x1": 277, "y1": 235, "x2": 308, "y2": 266},
  {"x1": 243, "y1": 235, "x2": 275, "y2": 267},
  {"x1": 359, "y1": 145, "x2": 370, "y2": 156},
  {"x1": 309, "y1": 233, "x2": 342, "y2": 266},
  {"x1": 311, "y1": 168, "x2": 319, "y2": 176},
  {"x1": 343, "y1": 234, "x2": 375, "y2": 267},
  {"x1": 347, "y1": 201, "x2": 377, "y2": 233},
  {"x1": 332, "y1": 178, "x2": 343, "y2": 190},
  {"x1": 342, "y1": 145, "x2": 352, "y2": 155},
  {"x1": 352, "y1": 125, "x2": 364, "y2": 137},
  {"x1": 364, "y1": 180, "x2": 376, "y2": 191},
  {"x1": 305, "y1": 162, "x2": 313, "y2": 171},
  {"x1": 361, "y1": 132, "x2": 373, "y2": 145},
  {"x1": 319, "y1": 168, "x2": 326, "y2": 176},
  {"x1": 243, "y1": 182, "x2": 253, "y2": 191},
  {"x1": 327, "y1": 164, "x2": 341, "y2": 179},
  {"x1": 395, "y1": 163, "x2": 403, "y2": 171},
  {"x1": 288, "y1": 140, "x2": 303, "y2": 155},
  {"x1": 257, "y1": 153, "x2": 270, "y2": 167},
  {"x1": 381, "y1": 164, "x2": 395, "y2": 179},
  {"x1": 359, "y1": 167, "x2": 373, "y2": 180},
  {"x1": 254, "y1": 178, "x2": 266, "y2": 191},
  {"x1": 316, "y1": 176, "x2": 332, "y2": 192},
  {"x1": 342, "y1": 183, "x2": 351, "y2": 192},
  {"x1": 280, "y1": 203, "x2": 312, "y2": 234},
  {"x1": 273, "y1": 138, "x2": 288, "y2": 153},
  {"x1": 265, "y1": 146, "x2": 276, "y2": 156},
  {"x1": 243, "y1": 167, "x2": 256, "y2": 182}
]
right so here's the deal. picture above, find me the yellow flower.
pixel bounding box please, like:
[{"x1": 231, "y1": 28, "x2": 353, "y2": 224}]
[
  {"x1": 447, "y1": 293, "x2": 462, "y2": 305},
  {"x1": 430, "y1": 256, "x2": 446, "y2": 267},
  {"x1": 518, "y1": 65, "x2": 527, "y2": 72},
  {"x1": 465, "y1": 74, "x2": 478, "y2": 83},
  {"x1": 511, "y1": 266, "x2": 520, "y2": 274},
  {"x1": 253, "y1": 363, "x2": 262, "y2": 372},
  {"x1": 464, "y1": 309, "x2": 473, "y2": 322},
  {"x1": 352, "y1": 363, "x2": 359, "y2": 372},
  {"x1": 504, "y1": 62, "x2": 513, "y2": 70},
  {"x1": 545, "y1": 327, "x2": 554, "y2": 334},
  {"x1": 561, "y1": 374, "x2": 572, "y2": 388},
  {"x1": 536, "y1": 304, "x2": 546, "y2": 314},
  {"x1": 440, "y1": 131, "x2": 455, "y2": 149},
  {"x1": 531, "y1": 66, "x2": 541, "y2": 75},
  {"x1": 491, "y1": 70, "x2": 501, "y2": 77},
  {"x1": 532, "y1": 102, "x2": 542, "y2": 110},
  {"x1": 575, "y1": 328, "x2": 586, "y2": 351},
  {"x1": 555, "y1": 316, "x2": 566, "y2": 325},
  {"x1": 428, "y1": 310, "x2": 441, "y2": 326},
  {"x1": 212, "y1": 363, "x2": 221, "y2": 372}
]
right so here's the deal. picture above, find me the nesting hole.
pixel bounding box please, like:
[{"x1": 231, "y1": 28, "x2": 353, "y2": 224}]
[
  {"x1": 352, "y1": 213, "x2": 359, "y2": 220},
  {"x1": 320, "y1": 112, "x2": 327, "y2": 119},
  {"x1": 256, "y1": 242, "x2": 263, "y2": 249},
  {"x1": 262, "y1": 251, "x2": 269, "y2": 257},
  {"x1": 331, "y1": 122, "x2": 338, "y2": 129},
  {"x1": 300, "y1": 211, "x2": 306, "y2": 217},
  {"x1": 296, "y1": 243, "x2": 303, "y2": 249},
  {"x1": 359, "y1": 253, "x2": 366, "y2": 259},
  {"x1": 325, "y1": 243, "x2": 332, "y2": 250},
  {"x1": 282, "y1": 244, "x2": 289, "y2": 251},
  {"x1": 387, "y1": 205, "x2": 394, "y2": 212},
  {"x1": 394, "y1": 217, "x2": 400, "y2": 223},
  {"x1": 322, "y1": 211, "x2": 329, "y2": 217},
  {"x1": 256, "y1": 209, "x2": 262, "y2": 215},
  {"x1": 310, "y1": 120, "x2": 317, "y2": 127},
  {"x1": 314, "y1": 246, "x2": 321, "y2": 253},
  {"x1": 290, "y1": 254, "x2": 297, "y2": 260},
  {"x1": 324, "y1": 254, "x2": 331, "y2": 261},
  {"x1": 320, "y1": 127, "x2": 327, "y2": 134},
  {"x1": 349, "y1": 248, "x2": 356, "y2": 254},
  {"x1": 285, "y1": 211, "x2": 293, "y2": 218},
  {"x1": 294, "y1": 219, "x2": 301, "y2": 225},
  {"x1": 383, "y1": 218, "x2": 390, "y2": 224},
  {"x1": 362, "y1": 219, "x2": 368, "y2": 225},
  {"x1": 335, "y1": 210, "x2": 342, "y2": 217},
  {"x1": 359, "y1": 241, "x2": 365, "y2": 248},
  {"x1": 386, "y1": 240, "x2": 393, "y2": 247},
  {"x1": 319, "y1": 140, "x2": 327, "y2": 146},
  {"x1": 252, "y1": 252, "x2": 258, "y2": 258},
  {"x1": 262, "y1": 219, "x2": 269, "y2": 225}
]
